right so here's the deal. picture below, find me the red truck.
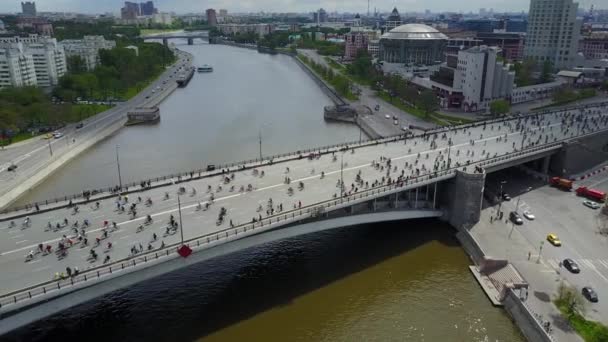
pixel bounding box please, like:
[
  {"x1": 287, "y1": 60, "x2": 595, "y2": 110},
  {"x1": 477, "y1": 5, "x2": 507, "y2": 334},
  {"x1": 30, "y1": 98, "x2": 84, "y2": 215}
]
[
  {"x1": 576, "y1": 186, "x2": 606, "y2": 202},
  {"x1": 549, "y1": 177, "x2": 573, "y2": 191}
]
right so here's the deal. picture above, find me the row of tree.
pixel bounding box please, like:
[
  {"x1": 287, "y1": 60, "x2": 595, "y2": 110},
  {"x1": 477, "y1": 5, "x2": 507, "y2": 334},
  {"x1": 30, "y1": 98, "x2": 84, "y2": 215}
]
[{"x1": 53, "y1": 42, "x2": 174, "y2": 102}]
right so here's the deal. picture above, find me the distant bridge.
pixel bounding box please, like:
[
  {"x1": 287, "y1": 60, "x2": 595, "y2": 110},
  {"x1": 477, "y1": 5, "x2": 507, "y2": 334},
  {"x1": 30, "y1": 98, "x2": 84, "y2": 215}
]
[{"x1": 141, "y1": 31, "x2": 209, "y2": 45}]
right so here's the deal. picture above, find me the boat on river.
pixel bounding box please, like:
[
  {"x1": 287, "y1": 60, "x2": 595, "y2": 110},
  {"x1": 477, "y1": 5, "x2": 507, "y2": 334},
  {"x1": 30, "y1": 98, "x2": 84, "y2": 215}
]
[
  {"x1": 177, "y1": 67, "x2": 194, "y2": 87},
  {"x1": 126, "y1": 107, "x2": 160, "y2": 126},
  {"x1": 197, "y1": 64, "x2": 213, "y2": 72}
]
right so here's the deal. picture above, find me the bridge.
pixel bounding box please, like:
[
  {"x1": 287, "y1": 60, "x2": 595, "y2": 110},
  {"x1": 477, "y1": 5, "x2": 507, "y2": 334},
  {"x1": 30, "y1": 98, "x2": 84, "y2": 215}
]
[
  {"x1": 1, "y1": 102, "x2": 607, "y2": 333},
  {"x1": 141, "y1": 31, "x2": 209, "y2": 46}
]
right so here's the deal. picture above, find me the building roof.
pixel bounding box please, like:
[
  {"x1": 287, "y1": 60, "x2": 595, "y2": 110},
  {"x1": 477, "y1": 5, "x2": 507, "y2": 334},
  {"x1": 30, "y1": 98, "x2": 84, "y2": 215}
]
[
  {"x1": 381, "y1": 24, "x2": 448, "y2": 40},
  {"x1": 556, "y1": 70, "x2": 583, "y2": 78}
]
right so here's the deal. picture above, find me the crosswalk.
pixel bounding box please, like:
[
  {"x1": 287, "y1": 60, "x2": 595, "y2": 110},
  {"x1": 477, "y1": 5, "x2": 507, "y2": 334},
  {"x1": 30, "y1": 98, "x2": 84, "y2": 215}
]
[{"x1": 546, "y1": 258, "x2": 608, "y2": 270}]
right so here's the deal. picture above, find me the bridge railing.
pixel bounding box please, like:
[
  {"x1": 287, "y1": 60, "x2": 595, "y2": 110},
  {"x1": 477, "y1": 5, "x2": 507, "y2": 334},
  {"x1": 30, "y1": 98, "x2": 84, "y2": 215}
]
[
  {"x1": 3, "y1": 100, "x2": 603, "y2": 218},
  {"x1": 0, "y1": 140, "x2": 567, "y2": 310}
]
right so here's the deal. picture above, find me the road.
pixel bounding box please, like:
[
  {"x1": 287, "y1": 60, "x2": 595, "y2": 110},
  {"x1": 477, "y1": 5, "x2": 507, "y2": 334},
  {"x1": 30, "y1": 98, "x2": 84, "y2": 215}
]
[
  {"x1": 296, "y1": 49, "x2": 434, "y2": 137},
  {"x1": 0, "y1": 105, "x2": 607, "y2": 298},
  {"x1": 487, "y1": 168, "x2": 608, "y2": 324},
  {"x1": 0, "y1": 49, "x2": 192, "y2": 206}
]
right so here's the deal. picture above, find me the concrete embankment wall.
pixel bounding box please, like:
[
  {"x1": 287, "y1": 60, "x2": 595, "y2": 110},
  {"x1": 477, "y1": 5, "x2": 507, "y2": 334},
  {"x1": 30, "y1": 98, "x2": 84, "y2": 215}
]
[
  {"x1": 290, "y1": 56, "x2": 347, "y2": 106},
  {"x1": 503, "y1": 289, "x2": 554, "y2": 342},
  {"x1": 550, "y1": 129, "x2": 608, "y2": 177},
  {"x1": 0, "y1": 54, "x2": 186, "y2": 210}
]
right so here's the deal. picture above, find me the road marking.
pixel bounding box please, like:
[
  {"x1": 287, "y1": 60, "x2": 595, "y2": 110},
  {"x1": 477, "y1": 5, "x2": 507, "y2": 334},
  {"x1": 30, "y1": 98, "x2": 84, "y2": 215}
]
[
  {"x1": 32, "y1": 266, "x2": 50, "y2": 272},
  {"x1": 119, "y1": 235, "x2": 132, "y2": 240},
  {"x1": 10, "y1": 234, "x2": 24, "y2": 239},
  {"x1": 547, "y1": 259, "x2": 558, "y2": 269},
  {"x1": 15, "y1": 240, "x2": 28, "y2": 244},
  {"x1": 580, "y1": 259, "x2": 595, "y2": 268},
  {"x1": 597, "y1": 260, "x2": 608, "y2": 269}
]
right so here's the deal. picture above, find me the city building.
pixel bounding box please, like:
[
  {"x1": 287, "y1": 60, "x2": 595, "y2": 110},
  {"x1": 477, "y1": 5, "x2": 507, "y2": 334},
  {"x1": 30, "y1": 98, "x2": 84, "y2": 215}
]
[
  {"x1": 524, "y1": 0, "x2": 581, "y2": 69},
  {"x1": 504, "y1": 19, "x2": 528, "y2": 33},
  {"x1": 345, "y1": 32, "x2": 369, "y2": 60},
  {"x1": 384, "y1": 7, "x2": 402, "y2": 31},
  {"x1": 206, "y1": 9, "x2": 217, "y2": 26},
  {"x1": 368, "y1": 40, "x2": 380, "y2": 58},
  {"x1": 219, "y1": 9, "x2": 228, "y2": 17},
  {"x1": 0, "y1": 43, "x2": 37, "y2": 88},
  {"x1": 217, "y1": 24, "x2": 274, "y2": 38},
  {"x1": 16, "y1": 17, "x2": 54, "y2": 36},
  {"x1": 121, "y1": 2, "x2": 140, "y2": 20},
  {"x1": 454, "y1": 46, "x2": 514, "y2": 111},
  {"x1": 21, "y1": 1, "x2": 36, "y2": 17},
  {"x1": 61, "y1": 35, "x2": 116, "y2": 71},
  {"x1": 313, "y1": 8, "x2": 328, "y2": 24},
  {"x1": 0, "y1": 19, "x2": 5, "y2": 33},
  {"x1": 152, "y1": 12, "x2": 174, "y2": 25},
  {"x1": 379, "y1": 24, "x2": 447, "y2": 65},
  {"x1": 0, "y1": 35, "x2": 66, "y2": 87},
  {"x1": 579, "y1": 32, "x2": 608, "y2": 59},
  {"x1": 476, "y1": 32, "x2": 525, "y2": 62},
  {"x1": 462, "y1": 19, "x2": 502, "y2": 33},
  {"x1": 140, "y1": 1, "x2": 157, "y2": 16}
]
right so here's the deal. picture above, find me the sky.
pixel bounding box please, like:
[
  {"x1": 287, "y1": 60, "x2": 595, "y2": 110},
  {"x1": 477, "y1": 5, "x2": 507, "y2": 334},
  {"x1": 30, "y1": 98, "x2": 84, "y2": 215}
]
[{"x1": 0, "y1": 0, "x2": 544, "y2": 15}]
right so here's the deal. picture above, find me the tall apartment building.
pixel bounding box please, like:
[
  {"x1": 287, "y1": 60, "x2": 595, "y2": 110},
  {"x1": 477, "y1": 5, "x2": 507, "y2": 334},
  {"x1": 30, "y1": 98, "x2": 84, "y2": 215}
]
[
  {"x1": 455, "y1": 46, "x2": 515, "y2": 111},
  {"x1": 206, "y1": 9, "x2": 217, "y2": 26},
  {"x1": 0, "y1": 35, "x2": 66, "y2": 88},
  {"x1": 524, "y1": 0, "x2": 581, "y2": 69},
  {"x1": 345, "y1": 32, "x2": 369, "y2": 60},
  {"x1": 61, "y1": 36, "x2": 116, "y2": 71},
  {"x1": 0, "y1": 43, "x2": 37, "y2": 88},
  {"x1": 121, "y1": 2, "x2": 140, "y2": 20},
  {"x1": 140, "y1": 1, "x2": 157, "y2": 16},
  {"x1": 21, "y1": 1, "x2": 36, "y2": 16}
]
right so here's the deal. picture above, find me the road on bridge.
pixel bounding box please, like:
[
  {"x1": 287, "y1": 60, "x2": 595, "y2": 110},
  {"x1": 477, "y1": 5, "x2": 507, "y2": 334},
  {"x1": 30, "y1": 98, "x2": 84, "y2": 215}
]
[{"x1": 1, "y1": 104, "x2": 607, "y2": 302}]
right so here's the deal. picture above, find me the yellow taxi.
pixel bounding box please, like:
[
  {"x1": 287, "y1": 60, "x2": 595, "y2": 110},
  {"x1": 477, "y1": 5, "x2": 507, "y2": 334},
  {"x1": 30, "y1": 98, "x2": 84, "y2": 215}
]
[
  {"x1": 43, "y1": 133, "x2": 53, "y2": 139},
  {"x1": 547, "y1": 234, "x2": 562, "y2": 246}
]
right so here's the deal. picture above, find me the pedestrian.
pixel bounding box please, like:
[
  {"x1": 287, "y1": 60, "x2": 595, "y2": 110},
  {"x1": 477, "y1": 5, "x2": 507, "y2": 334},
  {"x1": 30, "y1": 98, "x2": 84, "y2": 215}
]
[
  {"x1": 527, "y1": 251, "x2": 531, "y2": 260},
  {"x1": 35, "y1": 203, "x2": 40, "y2": 212},
  {"x1": 139, "y1": 243, "x2": 143, "y2": 252}
]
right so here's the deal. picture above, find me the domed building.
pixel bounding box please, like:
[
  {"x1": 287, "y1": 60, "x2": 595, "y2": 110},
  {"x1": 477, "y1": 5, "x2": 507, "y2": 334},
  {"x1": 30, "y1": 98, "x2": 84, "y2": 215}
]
[{"x1": 379, "y1": 24, "x2": 447, "y2": 65}]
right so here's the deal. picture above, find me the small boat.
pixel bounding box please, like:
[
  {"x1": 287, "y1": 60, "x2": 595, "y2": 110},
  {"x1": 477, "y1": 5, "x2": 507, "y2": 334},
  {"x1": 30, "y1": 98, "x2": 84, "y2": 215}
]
[{"x1": 197, "y1": 64, "x2": 213, "y2": 72}]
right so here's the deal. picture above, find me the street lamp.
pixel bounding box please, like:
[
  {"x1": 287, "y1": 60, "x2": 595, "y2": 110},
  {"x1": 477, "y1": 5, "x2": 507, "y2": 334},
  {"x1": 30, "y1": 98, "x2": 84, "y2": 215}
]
[
  {"x1": 497, "y1": 180, "x2": 507, "y2": 217},
  {"x1": 115, "y1": 145, "x2": 123, "y2": 191},
  {"x1": 177, "y1": 193, "x2": 184, "y2": 245},
  {"x1": 537, "y1": 241, "x2": 544, "y2": 264},
  {"x1": 340, "y1": 153, "x2": 344, "y2": 203}
]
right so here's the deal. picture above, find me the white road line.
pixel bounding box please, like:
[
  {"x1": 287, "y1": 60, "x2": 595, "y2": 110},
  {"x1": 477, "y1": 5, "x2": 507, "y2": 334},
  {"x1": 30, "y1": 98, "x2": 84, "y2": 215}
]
[
  {"x1": 597, "y1": 260, "x2": 608, "y2": 269},
  {"x1": 547, "y1": 259, "x2": 558, "y2": 269},
  {"x1": 10, "y1": 234, "x2": 24, "y2": 239},
  {"x1": 15, "y1": 240, "x2": 28, "y2": 244},
  {"x1": 32, "y1": 266, "x2": 50, "y2": 272}
]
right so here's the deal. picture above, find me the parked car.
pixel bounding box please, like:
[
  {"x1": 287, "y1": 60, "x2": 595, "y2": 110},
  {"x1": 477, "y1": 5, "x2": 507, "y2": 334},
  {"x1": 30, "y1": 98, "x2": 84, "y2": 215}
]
[
  {"x1": 502, "y1": 193, "x2": 511, "y2": 201},
  {"x1": 583, "y1": 200, "x2": 600, "y2": 209},
  {"x1": 547, "y1": 233, "x2": 562, "y2": 246},
  {"x1": 393, "y1": 120, "x2": 399, "y2": 125},
  {"x1": 52, "y1": 131, "x2": 63, "y2": 139},
  {"x1": 582, "y1": 287, "x2": 598, "y2": 303},
  {"x1": 523, "y1": 211, "x2": 535, "y2": 220},
  {"x1": 509, "y1": 211, "x2": 524, "y2": 225},
  {"x1": 43, "y1": 133, "x2": 53, "y2": 140},
  {"x1": 384, "y1": 114, "x2": 391, "y2": 119},
  {"x1": 75, "y1": 123, "x2": 84, "y2": 129},
  {"x1": 563, "y1": 258, "x2": 580, "y2": 274},
  {"x1": 7, "y1": 164, "x2": 17, "y2": 172}
]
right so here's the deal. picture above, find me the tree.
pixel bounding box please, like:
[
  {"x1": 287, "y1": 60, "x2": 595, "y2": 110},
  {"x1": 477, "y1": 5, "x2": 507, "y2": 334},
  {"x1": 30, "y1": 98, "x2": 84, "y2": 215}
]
[
  {"x1": 67, "y1": 55, "x2": 87, "y2": 74},
  {"x1": 556, "y1": 282, "x2": 587, "y2": 320},
  {"x1": 489, "y1": 99, "x2": 511, "y2": 118},
  {"x1": 540, "y1": 60, "x2": 553, "y2": 83},
  {"x1": 418, "y1": 90, "x2": 439, "y2": 117}
]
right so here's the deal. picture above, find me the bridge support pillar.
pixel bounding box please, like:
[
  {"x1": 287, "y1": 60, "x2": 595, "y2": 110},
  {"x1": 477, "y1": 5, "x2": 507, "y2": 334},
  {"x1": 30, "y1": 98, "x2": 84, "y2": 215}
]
[
  {"x1": 541, "y1": 156, "x2": 550, "y2": 174},
  {"x1": 442, "y1": 170, "x2": 485, "y2": 230},
  {"x1": 162, "y1": 38, "x2": 168, "y2": 46},
  {"x1": 187, "y1": 38, "x2": 194, "y2": 45}
]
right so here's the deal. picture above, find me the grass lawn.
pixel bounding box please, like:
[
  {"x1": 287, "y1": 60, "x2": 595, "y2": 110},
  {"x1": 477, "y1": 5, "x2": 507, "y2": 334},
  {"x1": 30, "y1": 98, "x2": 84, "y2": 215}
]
[{"x1": 554, "y1": 299, "x2": 608, "y2": 342}]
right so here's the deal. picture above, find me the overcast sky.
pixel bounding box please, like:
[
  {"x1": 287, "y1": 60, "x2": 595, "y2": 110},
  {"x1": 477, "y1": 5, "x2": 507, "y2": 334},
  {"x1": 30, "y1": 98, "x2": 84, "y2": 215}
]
[{"x1": 0, "y1": 0, "x2": 546, "y2": 15}]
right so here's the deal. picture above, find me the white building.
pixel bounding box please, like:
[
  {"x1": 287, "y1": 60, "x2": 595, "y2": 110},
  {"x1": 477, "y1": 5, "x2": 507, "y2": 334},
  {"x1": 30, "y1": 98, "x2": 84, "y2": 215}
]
[
  {"x1": 524, "y1": 0, "x2": 581, "y2": 69},
  {"x1": 0, "y1": 35, "x2": 66, "y2": 87},
  {"x1": 454, "y1": 46, "x2": 515, "y2": 111},
  {"x1": 217, "y1": 24, "x2": 274, "y2": 38},
  {"x1": 61, "y1": 35, "x2": 116, "y2": 70},
  {"x1": 152, "y1": 12, "x2": 174, "y2": 26},
  {"x1": 0, "y1": 43, "x2": 37, "y2": 88},
  {"x1": 368, "y1": 39, "x2": 380, "y2": 58}
]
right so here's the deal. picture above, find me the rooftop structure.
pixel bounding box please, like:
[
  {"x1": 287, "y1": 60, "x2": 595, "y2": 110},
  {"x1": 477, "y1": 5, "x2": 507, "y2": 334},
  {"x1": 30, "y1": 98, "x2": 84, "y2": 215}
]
[{"x1": 379, "y1": 24, "x2": 448, "y2": 65}]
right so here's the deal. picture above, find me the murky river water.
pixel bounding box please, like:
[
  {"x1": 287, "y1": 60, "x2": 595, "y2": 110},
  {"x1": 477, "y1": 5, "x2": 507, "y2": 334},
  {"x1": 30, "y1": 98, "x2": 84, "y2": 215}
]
[{"x1": 6, "y1": 41, "x2": 523, "y2": 342}]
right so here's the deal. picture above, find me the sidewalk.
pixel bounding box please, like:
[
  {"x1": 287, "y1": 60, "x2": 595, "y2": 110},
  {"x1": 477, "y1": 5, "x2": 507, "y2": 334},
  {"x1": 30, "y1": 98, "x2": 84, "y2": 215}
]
[{"x1": 470, "y1": 208, "x2": 583, "y2": 342}]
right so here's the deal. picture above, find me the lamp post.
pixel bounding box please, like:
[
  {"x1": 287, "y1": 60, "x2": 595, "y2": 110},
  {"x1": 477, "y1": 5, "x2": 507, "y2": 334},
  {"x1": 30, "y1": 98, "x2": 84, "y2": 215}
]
[
  {"x1": 47, "y1": 138, "x2": 53, "y2": 157},
  {"x1": 115, "y1": 145, "x2": 123, "y2": 191},
  {"x1": 537, "y1": 241, "x2": 544, "y2": 264},
  {"x1": 497, "y1": 180, "x2": 507, "y2": 216},
  {"x1": 178, "y1": 193, "x2": 184, "y2": 245},
  {"x1": 340, "y1": 154, "x2": 344, "y2": 203},
  {"x1": 258, "y1": 130, "x2": 262, "y2": 161}
]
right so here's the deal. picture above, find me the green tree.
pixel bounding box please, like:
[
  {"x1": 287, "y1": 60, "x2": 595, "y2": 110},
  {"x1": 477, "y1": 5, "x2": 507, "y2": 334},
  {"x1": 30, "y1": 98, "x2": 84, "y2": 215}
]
[
  {"x1": 67, "y1": 55, "x2": 87, "y2": 74},
  {"x1": 418, "y1": 90, "x2": 439, "y2": 117},
  {"x1": 489, "y1": 99, "x2": 511, "y2": 117},
  {"x1": 556, "y1": 282, "x2": 587, "y2": 320},
  {"x1": 540, "y1": 60, "x2": 553, "y2": 83}
]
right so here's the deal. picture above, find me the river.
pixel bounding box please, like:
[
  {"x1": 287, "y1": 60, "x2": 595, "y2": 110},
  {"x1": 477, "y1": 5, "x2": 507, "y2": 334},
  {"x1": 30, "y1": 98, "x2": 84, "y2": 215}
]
[{"x1": 6, "y1": 41, "x2": 523, "y2": 342}]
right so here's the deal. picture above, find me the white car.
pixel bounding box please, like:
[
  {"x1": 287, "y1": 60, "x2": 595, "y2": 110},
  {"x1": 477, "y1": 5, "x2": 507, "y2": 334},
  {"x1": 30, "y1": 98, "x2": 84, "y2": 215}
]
[
  {"x1": 523, "y1": 211, "x2": 535, "y2": 220},
  {"x1": 384, "y1": 114, "x2": 391, "y2": 119},
  {"x1": 393, "y1": 120, "x2": 399, "y2": 125},
  {"x1": 52, "y1": 132, "x2": 63, "y2": 139},
  {"x1": 583, "y1": 200, "x2": 600, "y2": 209}
]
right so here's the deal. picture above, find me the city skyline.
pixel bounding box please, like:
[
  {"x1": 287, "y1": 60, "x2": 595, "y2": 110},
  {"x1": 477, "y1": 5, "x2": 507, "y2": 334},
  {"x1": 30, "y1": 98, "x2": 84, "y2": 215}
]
[{"x1": 0, "y1": 0, "x2": 591, "y2": 15}]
